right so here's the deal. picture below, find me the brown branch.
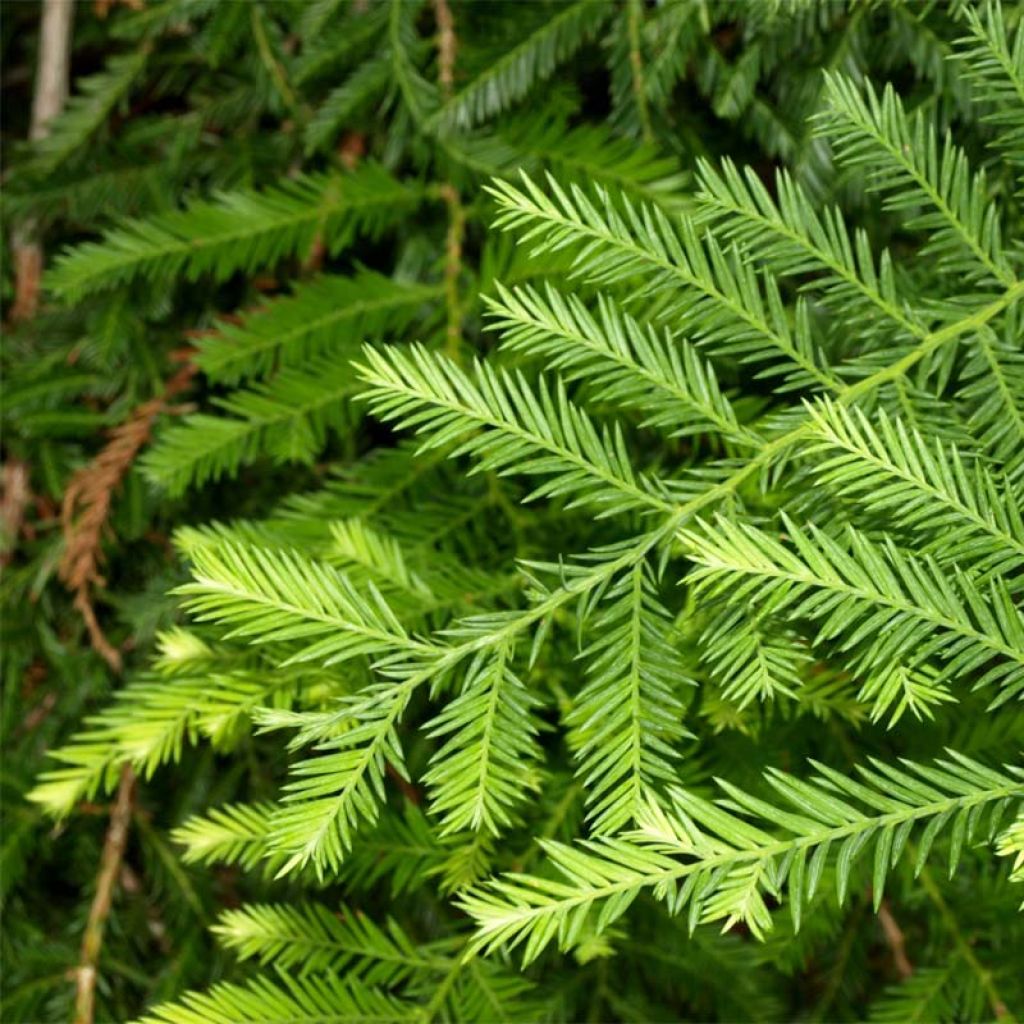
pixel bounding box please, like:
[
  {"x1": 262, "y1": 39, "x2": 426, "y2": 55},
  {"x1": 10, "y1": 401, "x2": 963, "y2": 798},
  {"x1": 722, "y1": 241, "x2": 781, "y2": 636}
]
[
  {"x1": 20, "y1": 690, "x2": 58, "y2": 735},
  {"x1": 876, "y1": 898, "x2": 914, "y2": 980},
  {"x1": 74, "y1": 764, "x2": 136, "y2": 1024},
  {"x1": 299, "y1": 132, "x2": 365, "y2": 274},
  {"x1": 9, "y1": 0, "x2": 74, "y2": 324},
  {"x1": 386, "y1": 762, "x2": 422, "y2": 805},
  {"x1": 432, "y1": 0, "x2": 457, "y2": 101},
  {"x1": 93, "y1": 0, "x2": 144, "y2": 18},
  {"x1": 1, "y1": 460, "x2": 31, "y2": 564},
  {"x1": 60, "y1": 360, "x2": 196, "y2": 671},
  {"x1": 339, "y1": 131, "x2": 365, "y2": 170},
  {"x1": 430, "y1": 0, "x2": 462, "y2": 361},
  {"x1": 438, "y1": 183, "x2": 465, "y2": 362}
]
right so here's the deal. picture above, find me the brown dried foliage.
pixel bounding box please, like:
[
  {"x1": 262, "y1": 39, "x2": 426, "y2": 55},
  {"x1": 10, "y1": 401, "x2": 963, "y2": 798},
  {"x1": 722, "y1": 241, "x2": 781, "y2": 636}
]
[{"x1": 60, "y1": 359, "x2": 195, "y2": 671}]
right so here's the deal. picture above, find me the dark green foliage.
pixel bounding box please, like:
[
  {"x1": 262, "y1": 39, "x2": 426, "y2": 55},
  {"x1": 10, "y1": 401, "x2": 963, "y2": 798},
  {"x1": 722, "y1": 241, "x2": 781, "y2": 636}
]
[{"x1": 3, "y1": 2, "x2": 1023, "y2": 1022}]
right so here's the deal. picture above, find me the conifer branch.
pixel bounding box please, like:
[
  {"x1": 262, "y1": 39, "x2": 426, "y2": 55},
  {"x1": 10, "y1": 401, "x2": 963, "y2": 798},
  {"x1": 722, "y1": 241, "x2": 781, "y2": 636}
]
[
  {"x1": 357, "y1": 344, "x2": 673, "y2": 516},
  {"x1": 488, "y1": 174, "x2": 846, "y2": 392},
  {"x1": 461, "y1": 753, "x2": 1024, "y2": 963},
  {"x1": 696, "y1": 159, "x2": 925, "y2": 344},
  {"x1": 817, "y1": 73, "x2": 1016, "y2": 286},
  {"x1": 18, "y1": 13, "x2": 1024, "y2": 1017},
  {"x1": 917, "y1": 862, "x2": 1016, "y2": 1022},
  {"x1": 47, "y1": 166, "x2": 424, "y2": 300},
  {"x1": 429, "y1": 0, "x2": 609, "y2": 130}
]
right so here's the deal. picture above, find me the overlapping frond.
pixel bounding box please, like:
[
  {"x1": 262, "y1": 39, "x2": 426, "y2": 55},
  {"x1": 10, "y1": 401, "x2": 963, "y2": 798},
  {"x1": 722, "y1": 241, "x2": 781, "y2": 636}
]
[
  {"x1": 47, "y1": 165, "x2": 422, "y2": 299},
  {"x1": 804, "y1": 399, "x2": 1024, "y2": 581},
  {"x1": 696, "y1": 159, "x2": 925, "y2": 348},
  {"x1": 330, "y1": 804, "x2": 449, "y2": 897},
  {"x1": 24, "y1": 49, "x2": 147, "y2": 178},
  {"x1": 327, "y1": 519, "x2": 432, "y2": 603},
  {"x1": 566, "y1": 563, "x2": 690, "y2": 834},
  {"x1": 431, "y1": 0, "x2": 610, "y2": 130},
  {"x1": 173, "y1": 538, "x2": 425, "y2": 667},
  {"x1": 817, "y1": 73, "x2": 1015, "y2": 285},
  {"x1": 462, "y1": 753, "x2": 1023, "y2": 962},
  {"x1": 267, "y1": 681, "x2": 417, "y2": 876},
  {"x1": 423, "y1": 645, "x2": 542, "y2": 835},
  {"x1": 487, "y1": 282, "x2": 759, "y2": 445},
  {"x1": 305, "y1": 56, "x2": 393, "y2": 154},
  {"x1": 699, "y1": 605, "x2": 812, "y2": 710},
  {"x1": 488, "y1": 174, "x2": 840, "y2": 391},
  {"x1": 195, "y1": 271, "x2": 443, "y2": 385},
  {"x1": 958, "y1": 328, "x2": 1024, "y2": 479},
  {"x1": 386, "y1": 0, "x2": 439, "y2": 127},
  {"x1": 326, "y1": 519, "x2": 517, "y2": 619},
  {"x1": 212, "y1": 903, "x2": 448, "y2": 982},
  {"x1": 515, "y1": 120, "x2": 690, "y2": 210},
  {"x1": 957, "y1": 0, "x2": 1024, "y2": 165},
  {"x1": 27, "y1": 634, "x2": 298, "y2": 816},
  {"x1": 173, "y1": 802, "x2": 276, "y2": 872},
  {"x1": 682, "y1": 515, "x2": 1024, "y2": 714},
  {"x1": 140, "y1": 972, "x2": 412, "y2": 1024},
  {"x1": 357, "y1": 343, "x2": 670, "y2": 516},
  {"x1": 868, "y1": 964, "x2": 959, "y2": 1024},
  {"x1": 143, "y1": 359, "x2": 361, "y2": 495},
  {"x1": 296, "y1": 1, "x2": 388, "y2": 79}
]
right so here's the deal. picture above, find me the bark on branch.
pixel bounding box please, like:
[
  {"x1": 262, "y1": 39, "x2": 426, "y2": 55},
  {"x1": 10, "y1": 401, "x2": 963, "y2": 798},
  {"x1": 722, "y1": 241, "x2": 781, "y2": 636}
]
[
  {"x1": 876, "y1": 898, "x2": 914, "y2": 980},
  {"x1": 74, "y1": 764, "x2": 136, "y2": 1024},
  {"x1": 10, "y1": 0, "x2": 74, "y2": 323}
]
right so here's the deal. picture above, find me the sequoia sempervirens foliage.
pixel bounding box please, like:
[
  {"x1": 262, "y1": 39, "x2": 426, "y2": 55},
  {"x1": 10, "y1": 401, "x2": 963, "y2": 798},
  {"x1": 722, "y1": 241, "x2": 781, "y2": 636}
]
[{"x1": 5, "y1": 0, "x2": 1024, "y2": 1021}]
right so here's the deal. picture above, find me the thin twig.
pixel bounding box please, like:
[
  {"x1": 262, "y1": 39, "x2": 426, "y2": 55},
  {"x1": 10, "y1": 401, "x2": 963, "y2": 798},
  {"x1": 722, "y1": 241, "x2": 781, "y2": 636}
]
[
  {"x1": 431, "y1": 0, "x2": 463, "y2": 361},
  {"x1": 438, "y1": 183, "x2": 465, "y2": 362},
  {"x1": 250, "y1": 4, "x2": 302, "y2": 125},
  {"x1": 386, "y1": 762, "x2": 422, "y2": 805},
  {"x1": 876, "y1": 898, "x2": 914, "y2": 980},
  {"x1": 74, "y1": 764, "x2": 136, "y2": 1024},
  {"x1": 1, "y1": 460, "x2": 31, "y2": 564},
  {"x1": 9, "y1": 0, "x2": 74, "y2": 324},
  {"x1": 432, "y1": 0, "x2": 457, "y2": 101},
  {"x1": 626, "y1": 0, "x2": 652, "y2": 143}
]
